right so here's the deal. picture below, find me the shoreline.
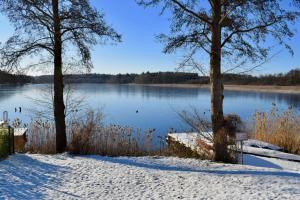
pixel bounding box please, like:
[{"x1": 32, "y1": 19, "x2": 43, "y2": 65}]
[
  {"x1": 133, "y1": 84, "x2": 300, "y2": 94},
  {"x1": 1, "y1": 82, "x2": 300, "y2": 94}
]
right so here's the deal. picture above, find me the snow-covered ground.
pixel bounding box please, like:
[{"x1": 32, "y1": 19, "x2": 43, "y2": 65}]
[{"x1": 1, "y1": 154, "x2": 300, "y2": 200}]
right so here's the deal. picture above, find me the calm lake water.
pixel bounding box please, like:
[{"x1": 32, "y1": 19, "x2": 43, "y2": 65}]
[{"x1": 0, "y1": 84, "x2": 300, "y2": 136}]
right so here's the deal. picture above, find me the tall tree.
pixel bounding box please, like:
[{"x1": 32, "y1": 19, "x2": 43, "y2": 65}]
[
  {"x1": 138, "y1": 0, "x2": 299, "y2": 162},
  {"x1": 0, "y1": 0, "x2": 121, "y2": 152}
]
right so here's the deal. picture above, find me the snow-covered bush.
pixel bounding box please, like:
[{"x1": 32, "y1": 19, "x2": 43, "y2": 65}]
[{"x1": 178, "y1": 109, "x2": 240, "y2": 163}]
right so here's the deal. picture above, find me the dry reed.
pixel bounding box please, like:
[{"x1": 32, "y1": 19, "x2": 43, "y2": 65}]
[
  {"x1": 25, "y1": 111, "x2": 163, "y2": 156},
  {"x1": 249, "y1": 105, "x2": 300, "y2": 155},
  {"x1": 25, "y1": 119, "x2": 56, "y2": 154}
]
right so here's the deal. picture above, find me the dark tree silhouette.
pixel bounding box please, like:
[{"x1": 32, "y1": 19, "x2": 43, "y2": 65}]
[
  {"x1": 0, "y1": 0, "x2": 121, "y2": 152},
  {"x1": 138, "y1": 0, "x2": 299, "y2": 162}
]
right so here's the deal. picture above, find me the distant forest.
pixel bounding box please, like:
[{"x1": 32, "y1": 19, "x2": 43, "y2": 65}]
[
  {"x1": 0, "y1": 70, "x2": 32, "y2": 84},
  {"x1": 1, "y1": 69, "x2": 300, "y2": 86}
]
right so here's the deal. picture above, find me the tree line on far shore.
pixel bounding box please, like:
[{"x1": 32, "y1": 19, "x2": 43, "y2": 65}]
[
  {"x1": 0, "y1": 70, "x2": 32, "y2": 84},
  {"x1": 1, "y1": 69, "x2": 299, "y2": 86}
]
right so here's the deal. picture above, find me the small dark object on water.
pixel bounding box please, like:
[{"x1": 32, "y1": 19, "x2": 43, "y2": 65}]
[
  {"x1": 136, "y1": 110, "x2": 139, "y2": 113},
  {"x1": 15, "y1": 107, "x2": 22, "y2": 113}
]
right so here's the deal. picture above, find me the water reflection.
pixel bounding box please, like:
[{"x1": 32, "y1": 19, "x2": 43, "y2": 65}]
[
  {"x1": 73, "y1": 84, "x2": 209, "y2": 99},
  {"x1": 0, "y1": 84, "x2": 299, "y2": 134},
  {"x1": 225, "y1": 90, "x2": 300, "y2": 109}
]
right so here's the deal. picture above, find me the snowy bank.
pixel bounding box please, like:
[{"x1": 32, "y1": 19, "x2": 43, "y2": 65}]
[
  {"x1": 168, "y1": 132, "x2": 300, "y2": 162},
  {"x1": 0, "y1": 154, "x2": 300, "y2": 199}
]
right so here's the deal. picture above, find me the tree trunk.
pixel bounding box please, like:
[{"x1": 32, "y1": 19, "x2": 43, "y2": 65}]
[
  {"x1": 210, "y1": 0, "x2": 228, "y2": 162},
  {"x1": 52, "y1": 0, "x2": 66, "y2": 153}
]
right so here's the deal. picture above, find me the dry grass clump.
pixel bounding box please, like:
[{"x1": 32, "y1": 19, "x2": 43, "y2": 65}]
[
  {"x1": 25, "y1": 120, "x2": 56, "y2": 154},
  {"x1": 24, "y1": 111, "x2": 162, "y2": 156},
  {"x1": 249, "y1": 105, "x2": 300, "y2": 155},
  {"x1": 68, "y1": 111, "x2": 158, "y2": 156}
]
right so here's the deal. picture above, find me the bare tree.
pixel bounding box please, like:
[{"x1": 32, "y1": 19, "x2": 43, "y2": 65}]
[
  {"x1": 0, "y1": 0, "x2": 121, "y2": 152},
  {"x1": 26, "y1": 84, "x2": 86, "y2": 121},
  {"x1": 138, "y1": 0, "x2": 299, "y2": 162}
]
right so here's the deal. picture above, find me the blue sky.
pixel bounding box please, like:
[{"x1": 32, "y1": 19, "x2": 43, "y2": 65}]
[{"x1": 0, "y1": 0, "x2": 299, "y2": 75}]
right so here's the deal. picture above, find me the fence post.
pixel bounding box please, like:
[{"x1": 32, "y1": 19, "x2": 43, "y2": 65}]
[
  {"x1": 12, "y1": 127, "x2": 15, "y2": 154},
  {"x1": 8, "y1": 126, "x2": 11, "y2": 155},
  {"x1": 3, "y1": 111, "x2": 14, "y2": 155},
  {"x1": 9, "y1": 126, "x2": 15, "y2": 154},
  {"x1": 3, "y1": 111, "x2": 8, "y2": 123}
]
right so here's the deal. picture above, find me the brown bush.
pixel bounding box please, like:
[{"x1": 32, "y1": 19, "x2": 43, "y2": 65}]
[{"x1": 14, "y1": 135, "x2": 27, "y2": 153}]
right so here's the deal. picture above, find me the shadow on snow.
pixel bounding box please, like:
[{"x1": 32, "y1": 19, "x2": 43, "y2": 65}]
[
  {"x1": 242, "y1": 154, "x2": 283, "y2": 170},
  {"x1": 0, "y1": 154, "x2": 75, "y2": 199},
  {"x1": 89, "y1": 156, "x2": 300, "y2": 178}
]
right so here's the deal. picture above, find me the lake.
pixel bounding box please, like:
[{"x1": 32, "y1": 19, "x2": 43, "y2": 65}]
[{"x1": 0, "y1": 84, "x2": 300, "y2": 136}]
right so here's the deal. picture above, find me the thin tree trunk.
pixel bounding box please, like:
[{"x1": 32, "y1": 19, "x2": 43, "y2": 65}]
[
  {"x1": 52, "y1": 0, "x2": 66, "y2": 153},
  {"x1": 210, "y1": 0, "x2": 227, "y2": 162}
]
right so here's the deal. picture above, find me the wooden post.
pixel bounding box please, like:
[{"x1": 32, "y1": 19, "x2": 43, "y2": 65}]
[
  {"x1": 11, "y1": 127, "x2": 15, "y2": 154},
  {"x1": 8, "y1": 126, "x2": 11, "y2": 155},
  {"x1": 241, "y1": 141, "x2": 243, "y2": 165},
  {"x1": 236, "y1": 132, "x2": 248, "y2": 165},
  {"x1": 3, "y1": 111, "x2": 8, "y2": 123}
]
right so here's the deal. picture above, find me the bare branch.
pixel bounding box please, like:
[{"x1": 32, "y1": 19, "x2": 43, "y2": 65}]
[
  {"x1": 24, "y1": 0, "x2": 53, "y2": 20},
  {"x1": 224, "y1": 50, "x2": 282, "y2": 74},
  {"x1": 170, "y1": 0, "x2": 211, "y2": 25},
  {"x1": 221, "y1": 19, "x2": 280, "y2": 48}
]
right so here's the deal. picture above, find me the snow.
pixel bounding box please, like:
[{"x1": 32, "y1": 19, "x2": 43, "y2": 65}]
[
  {"x1": 240, "y1": 139, "x2": 300, "y2": 162},
  {"x1": 168, "y1": 132, "x2": 213, "y2": 148},
  {"x1": 13, "y1": 128, "x2": 28, "y2": 136},
  {"x1": 243, "y1": 139, "x2": 282, "y2": 151},
  {"x1": 1, "y1": 154, "x2": 300, "y2": 200},
  {"x1": 168, "y1": 132, "x2": 300, "y2": 162},
  {"x1": 243, "y1": 154, "x2": 300, "y2": 171},
  {"x1": 168, "y1": 132, "x2": 200, "y2": 150},
  {"x1": 242, "y1": 146, "x2": 300, "y2": 162}
]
